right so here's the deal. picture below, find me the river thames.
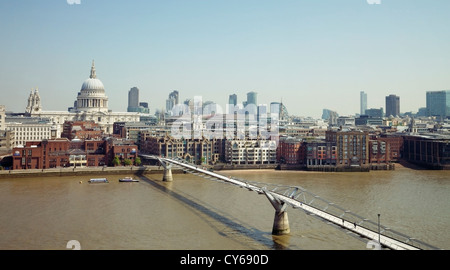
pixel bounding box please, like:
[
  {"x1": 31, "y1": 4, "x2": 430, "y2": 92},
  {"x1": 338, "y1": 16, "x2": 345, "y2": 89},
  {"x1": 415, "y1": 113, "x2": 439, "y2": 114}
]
[{"x1": 0, "y1": 164, "x2": 448, "y2": 250}]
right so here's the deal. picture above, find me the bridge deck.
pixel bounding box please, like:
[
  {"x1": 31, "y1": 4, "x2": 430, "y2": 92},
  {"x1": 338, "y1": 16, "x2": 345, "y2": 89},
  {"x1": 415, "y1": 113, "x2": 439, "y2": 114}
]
[{"x1": 141, "y1": 155, "x2": 439, "y2": 250}]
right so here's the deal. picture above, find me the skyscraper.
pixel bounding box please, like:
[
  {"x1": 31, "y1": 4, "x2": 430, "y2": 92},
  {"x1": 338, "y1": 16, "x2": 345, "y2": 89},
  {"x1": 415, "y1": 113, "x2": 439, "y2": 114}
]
[
  {"x1": 426, "y1": 90, "x2": 450, "y2": 119},
  {"x1": 128, "y1": 87, "x2": 139, "y2": 110},
  {"x1": 385, "y1": 94, "x2": 400, "y2": 117},
  {"x1": 127, "y1": 87, "x2": 149, "y2": 114},
  {"x1": 360, "y1": 91, "x2": 367, "y2": 115},
  {"x1": 166, "y1": 90, "x2": 179, "y2": 113},
  {"x1": 246, "y1": 91, "x2": 258, "y2": 116},
  {"x1": 228, "y1": 94, "x2": 237, "y2": 106},
  {"x1": 247, "y1": 91, "x2": 257, "y2": 106},
  {"x1": 169, "y1": 90, "x2": 179, "y2": 105}
]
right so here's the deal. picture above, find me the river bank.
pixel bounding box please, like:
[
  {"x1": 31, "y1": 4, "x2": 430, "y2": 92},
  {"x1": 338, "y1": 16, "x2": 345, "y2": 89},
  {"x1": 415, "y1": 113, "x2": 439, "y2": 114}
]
[
  {"x1": 0, "y1": 160, "x2": 436, "y2": 179},
  {"x1": 0, "y1": 165, "x2": 180, "y2": 179}
]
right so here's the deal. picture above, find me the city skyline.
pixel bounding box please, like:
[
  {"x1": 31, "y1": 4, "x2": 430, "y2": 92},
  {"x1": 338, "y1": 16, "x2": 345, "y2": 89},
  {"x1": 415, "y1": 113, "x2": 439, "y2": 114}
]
[{"x1": 1, "y1": 1, "x2": 450, "y2": 118}]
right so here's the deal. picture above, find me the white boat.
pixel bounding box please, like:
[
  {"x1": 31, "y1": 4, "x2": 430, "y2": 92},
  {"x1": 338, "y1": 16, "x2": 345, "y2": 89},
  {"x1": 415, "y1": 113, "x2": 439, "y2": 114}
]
[
  {"x1": 88, "y1": 178, "x2": 109, "y2": 183},
  {"x1": 119, "y1": 177, "x2": 139, "y2": 182}
]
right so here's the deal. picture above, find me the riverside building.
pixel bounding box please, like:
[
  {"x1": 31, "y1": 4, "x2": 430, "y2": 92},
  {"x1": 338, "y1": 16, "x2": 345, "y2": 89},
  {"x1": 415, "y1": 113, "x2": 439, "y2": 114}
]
[{"x1": 11, "y1": 137, "x2": 138, "y2": 170}]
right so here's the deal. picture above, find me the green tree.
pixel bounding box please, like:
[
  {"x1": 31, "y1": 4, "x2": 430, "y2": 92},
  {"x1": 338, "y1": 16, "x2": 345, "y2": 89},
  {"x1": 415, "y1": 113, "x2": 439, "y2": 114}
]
[
  {"x1": 123, "y1": 159, "x2": 132, "y2": 166},
  {"x1": 134, "y1": 157, "x2": 141, "y2": 166},
  {"x1": 112, "y1": 156, "x2": 120, "y2": 166}
]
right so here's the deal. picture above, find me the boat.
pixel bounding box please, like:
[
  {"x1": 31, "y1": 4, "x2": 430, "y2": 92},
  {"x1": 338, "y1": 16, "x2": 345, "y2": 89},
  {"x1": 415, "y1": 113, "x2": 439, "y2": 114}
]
[
  {"x1": 88, "y1": 178, "x2": 109, "y2": 183},
  {"x1": 119, "y1": 177, "x2": 139, "y2": 182}
]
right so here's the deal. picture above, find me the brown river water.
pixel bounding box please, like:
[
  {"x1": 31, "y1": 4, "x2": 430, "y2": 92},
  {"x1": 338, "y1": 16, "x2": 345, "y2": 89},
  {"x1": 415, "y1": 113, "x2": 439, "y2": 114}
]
[{"x1": 0, "y1": 164, "x2": 448, "y2": 250}]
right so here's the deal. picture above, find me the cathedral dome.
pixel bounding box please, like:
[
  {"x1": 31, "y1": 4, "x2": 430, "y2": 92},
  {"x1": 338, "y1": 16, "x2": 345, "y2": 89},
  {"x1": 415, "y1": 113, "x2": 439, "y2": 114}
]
[
  {"x1": 75, "y1": 60, "x2": 109, "y2": 113},
  {"x1": 81, "y1": 78, "x2": 104, "y2": 91}
]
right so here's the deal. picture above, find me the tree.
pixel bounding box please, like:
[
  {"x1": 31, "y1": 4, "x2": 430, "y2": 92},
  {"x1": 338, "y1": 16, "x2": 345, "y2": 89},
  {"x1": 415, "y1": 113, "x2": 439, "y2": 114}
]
[
  {"x1": 134, "y1": 157, "x2": 141, "y2": 166},
  {"x1": 123, "y1": 159, "x2": 132, "y2": 166},
  {"x1": 112, "y1": 156, "x2": 120, "y2": 167}
]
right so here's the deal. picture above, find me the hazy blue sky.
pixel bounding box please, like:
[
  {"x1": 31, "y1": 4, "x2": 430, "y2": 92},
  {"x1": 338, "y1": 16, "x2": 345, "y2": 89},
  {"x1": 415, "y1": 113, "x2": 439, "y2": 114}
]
[{"x1": 1, "y1": 0, "x2": 449, "y2": 118}]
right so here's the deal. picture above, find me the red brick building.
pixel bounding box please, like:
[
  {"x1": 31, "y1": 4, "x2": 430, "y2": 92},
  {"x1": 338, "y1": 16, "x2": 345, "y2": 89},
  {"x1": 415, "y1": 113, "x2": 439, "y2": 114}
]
[
  {"x1": 12, "y1": 138, "x2": 137, "y2": 170},
  {"x1": 304, "y1": 141, "x2": 337, "y2": 167},
  {"x1": 106, "y1": 138, "x2": 138, "y2": 166},
  {"x1": 62, "y1": 121, "x2": 103, "y2": 140},
  {"x1": 369, "y1": 135, "x2": 403, "y2": 164},
  {"x1": 277, "y1": 137, "x2": 304, "y2": 165},
  {"x1": 325, "y1": 129, "x2": 370, "y2": 167}
]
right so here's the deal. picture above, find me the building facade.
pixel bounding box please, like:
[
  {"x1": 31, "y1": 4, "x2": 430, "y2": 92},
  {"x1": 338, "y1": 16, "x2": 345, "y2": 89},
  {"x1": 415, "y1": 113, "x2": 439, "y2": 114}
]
[
  {"x1": 141, "y1": 135, "x2": 222, "y2": 165},
  {"x1": 326, "y1": 129, "x2": 369, "y2": 167},
  {"x1": 225, "y1": 139, "x2": 277, "y2": 165},
  {"x1": 6, "y1": 117, "x2": 60, "y2": 147},
  {"x1": 62, "y1": 121, "x2": 103, "y2": 141},
  {"x1": 0, "y1": 130, "x2": 14, "y2": 153},
  {"x1": 368, "y1": 135, "x2": 403, "y2": 164},
  {"x1": 277, "y1": 137, "x2": 303, "y2": 165},
  {"x1": 304, "y1": 140, "x2": 337, "y2": 167},
  {"x1": 426, "y1": 90, "x2": 450, "y2": 119},
  {"x1": 403, "y1": 134, "x2": 450, "y2": 169}
]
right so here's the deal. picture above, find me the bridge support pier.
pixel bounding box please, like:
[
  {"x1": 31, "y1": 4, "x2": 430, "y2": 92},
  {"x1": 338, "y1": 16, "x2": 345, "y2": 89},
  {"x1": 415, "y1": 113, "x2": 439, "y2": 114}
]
[
  {"x1": 273, "y1": 210, "x2": 290, "y2": 235},
  {"x1": 163, "y1": 167, "x2": 173, "y2": 182},
  {"x1": 263, "y1": 189, "x2": 290, "y2": 235},
  {"x1": 157, "y1": 158, "x2": 173, "y2": 182}
]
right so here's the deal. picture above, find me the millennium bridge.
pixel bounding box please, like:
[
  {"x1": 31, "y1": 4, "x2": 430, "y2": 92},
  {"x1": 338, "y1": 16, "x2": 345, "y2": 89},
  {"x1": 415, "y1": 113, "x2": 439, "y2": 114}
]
[{"x1": 140, "y1": 154, "x2": 439, "y2": 250}]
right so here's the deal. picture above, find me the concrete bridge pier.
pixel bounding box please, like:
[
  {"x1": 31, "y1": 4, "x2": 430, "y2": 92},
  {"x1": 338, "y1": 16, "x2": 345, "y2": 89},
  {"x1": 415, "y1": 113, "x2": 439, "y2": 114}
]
[
  {"x1": 158, "y1": 158, "x2": 173, "y2": 182},
  {"x1": 163, "y1": 166, "x2": 173, "y2": 182},
  {"x1": 263, "y1": 189, "x2": 290, "y2": 235},
  {"x1": 272, "y1": 210, "x2": 290, "y2": 235}
]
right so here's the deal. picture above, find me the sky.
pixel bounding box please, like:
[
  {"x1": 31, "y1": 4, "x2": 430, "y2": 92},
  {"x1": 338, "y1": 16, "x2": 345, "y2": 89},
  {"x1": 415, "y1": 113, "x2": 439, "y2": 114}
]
[{"x1": 0, "y1": 0, "x2": 449, "y2": 119}]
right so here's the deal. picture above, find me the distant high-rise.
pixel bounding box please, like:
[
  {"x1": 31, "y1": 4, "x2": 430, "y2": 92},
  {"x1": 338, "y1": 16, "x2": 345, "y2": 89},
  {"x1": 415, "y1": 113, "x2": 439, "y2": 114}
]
[
  {"x1": 385, "y1": 94, "x2": 400, "y2": 117},
  {"x1": 246, "y1": 91, "x2": 258, "y2": 116},
  {"x1": 169, "y1": 90, "x2": 179, "y2": 105},
  {"x1": 228, "y1": 94, "x2": 237, "y2": 106},
  {"x1": 426, "y1": 90, "x2": 450, "y2": 119},
  {"x1": 127, "y1": 87, "x2": 149, "y2": 114},
  {"x1": 166, "y1": 90, "x2": 179, "y2": 113},
  {"x1": 128, "y1": 87, "x2": 139, "y2": 110},
  {"x1": 360, "y1": 91, "x2": 367, "y2": 115},
  {"x1": 322, "y1": 108, "x2": 338, "y2": 126},
  {"x1": 247, "y1": 91, "x2": 257, "y2": 105},
  {"x1": 271, "y1": 101, "x2": 289, "y2": 121}
]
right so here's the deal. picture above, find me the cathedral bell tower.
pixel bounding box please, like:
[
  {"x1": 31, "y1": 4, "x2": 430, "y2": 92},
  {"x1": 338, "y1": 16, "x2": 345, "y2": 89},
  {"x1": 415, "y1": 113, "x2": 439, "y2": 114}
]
[{"x1": 25, "y1": 88, "x2": 42, "y2": 114}]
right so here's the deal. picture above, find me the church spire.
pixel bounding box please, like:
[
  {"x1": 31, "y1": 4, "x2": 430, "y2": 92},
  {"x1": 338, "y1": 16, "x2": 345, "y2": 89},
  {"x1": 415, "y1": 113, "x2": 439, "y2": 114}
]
[{"x1": 90, "y1": 60, "x2": 97, "y2": 79}]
